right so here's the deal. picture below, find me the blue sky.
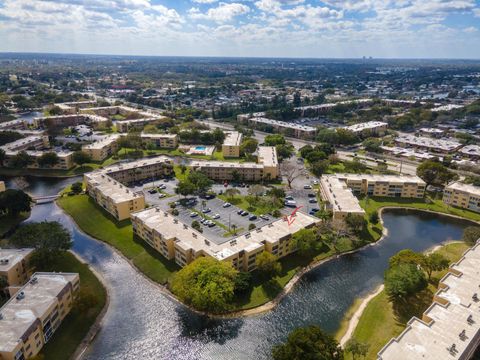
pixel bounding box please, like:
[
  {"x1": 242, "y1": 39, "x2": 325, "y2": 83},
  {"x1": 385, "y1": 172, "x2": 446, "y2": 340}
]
[{"x1": 0, "y1": 0, "x2": 480, "y2": 58}]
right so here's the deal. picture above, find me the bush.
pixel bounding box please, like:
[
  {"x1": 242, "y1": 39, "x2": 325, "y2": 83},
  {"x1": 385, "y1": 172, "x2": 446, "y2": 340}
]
[
  {"x1": 272, "y1": 209, "x2": 282, "y2": 218},
  {"x1": 248, "y1": 223, "x2": 256, "y2": 230},
  {"x1": 172, "y1": 209, "x2": 179, "y2": 216},
  {"x1": 462, "y1": 226, "x2": 480, "y2": 245},
  {"x1": 369, "y1": 212, "x2": 379, "y2": 224},
  {"x1": 70, "y1": 182, "x2": 83, "y2": 194},
  {"x1": 384, "y1": 263, "x2": 427, "y2": 299}
]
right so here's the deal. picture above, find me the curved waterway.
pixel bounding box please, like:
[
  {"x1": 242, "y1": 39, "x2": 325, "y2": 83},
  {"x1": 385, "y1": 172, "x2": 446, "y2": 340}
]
[{"x1": 4, "y1": 176, "x2": 474, "y2": 360}]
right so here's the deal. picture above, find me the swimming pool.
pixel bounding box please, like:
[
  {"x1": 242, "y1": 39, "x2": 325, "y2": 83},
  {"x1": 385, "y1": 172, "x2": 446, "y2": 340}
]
[{"x1": 195, "y1": 146, "x2": 206, "y2": 151}]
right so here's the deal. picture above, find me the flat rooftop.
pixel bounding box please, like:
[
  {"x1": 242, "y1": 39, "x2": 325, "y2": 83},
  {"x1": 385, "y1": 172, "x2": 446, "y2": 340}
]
[
  {"x1": 82, "y1": 135, "x2": 119, "y2": 150},
  {"x1": 336, "y1": 173, "x2": 425, "y2": 185},
  {"x1": 0, "y1": 136, "x2": 44, "y2": 152},
  {"x1": 250, "y1": 117, "x2": 317, "y2": 132},
  {"x1": 431, "y1": 104, "x2": 464, "y2": 112},
  {"x1": 257, "y1": 146, "x2": 278, "y2": 168},
  {"x1": 294, "y1": 98, "x2": 373, "y2": 111},
  {"x1": 103, "y1": 156, "x2": 172, "y2": 175},
  {"x1": 459, "y1": 144, "x2": 480, "y2": 157},
  {"x1": 395, "y1": 134, "x2": 462, "y2": 152},
  {"x1": 378, "y1": 242, "x2": 480, "y2": 360},
  {"x1": 343, "y1": 121, "x2": 387, "y2": 133},
  {"x1": 223, "y1": 131, "x2": 243, "y2": 147},
  {"x1": 140, "y1": 133, "x2": 177, "y2": 140},
  {"x1": 0, "y1": 272, "x2": 79, "y2": 354},
  {"x1": 320, "y1": 175, "x2": 365, "y2": 214},
  {"x1": 445, "y1": 181, "x2": 480, "y2": 196},
  {"x1": 190, "y1": 160, "x2": 264, "y2": 170},
  {"x1": 132, "y1": 207, "x2": 319, "y2": 258},
  {"x1": 0, "y1": 248, "x2": 34, "y2": 273}
]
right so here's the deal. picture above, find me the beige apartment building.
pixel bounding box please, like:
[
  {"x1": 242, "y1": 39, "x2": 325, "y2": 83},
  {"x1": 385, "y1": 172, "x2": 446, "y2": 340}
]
[
  {"x1": 54, "y1": 100, "x2": 97, "y2": 114},
  {"x1": 320, "y1": 174, "x2": 426, "y2": 221},
  {"x1": 116, "y1": 117, "x2": 165, "y2": 133},
  {"x1": 222, "y1": 131, "x2": 242, "y2": 158},
  {"x1": 238, "y1": 115, "x2": 317, "y2": 139},
  {"x1": 443, "y1": 181, "x2": 480, "y2": 213},
  {"x1": 0, "y1": 272, "x2": 80, "y2": 360},
  {"x1": 378, "y1": 241, "x2": 480, "y2": 360},
  {"x1": 131, "y1": 207, "x2": 319, "y2": 271},
  {"x1": 140, "y1": 133, "x2": 178, "y2": 149},
  {"x1": 32, "y1": 114, "x2": 109, "y2": 130},
  {"x1": 190, "y1": 146, "x2": 279, "y2": 182},
  {"x1": 82, "y1": 135, "x2": 120, "y2": 161},
  {"x1": 84, "y1": 156, "x2": 174, "y2": 220},
  {"x1": 343, "y1": 121, "x2": 388, "y2": 137},
  {"x1": 0, "y1": 248, "x2": 33, "y2": 288}
]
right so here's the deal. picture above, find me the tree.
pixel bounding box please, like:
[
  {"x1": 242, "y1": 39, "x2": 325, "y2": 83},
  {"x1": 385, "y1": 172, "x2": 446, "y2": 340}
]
[
  {"x1": 74, "y1": 288, "x2": 99, "y2": 313},
  {"x1": 281, "y1": 161, "x2": 302, "y2": 189},
  {"x1": 187, "y1": 171, "x2": 213, "y2": 195},
  {"x1": 37, "y1": 152, "x2": 59, "y2": 168},
  {"x1": 345, "y1": 338, "x2": 369, "y2": 360},
  {"x1": 264, "y1": 134, "x2": 286, "y2": 146},
  {"x1": 276, "y1": 143, "x2": 294, "y2": 161},
  {"x1": 248, "y1": 184, "x2": 265, "y2": 198},
  {"x1": 384, "y1": 263, "x2": 427, "y2": 299},
  {"x1": 462, "y1": 226, "x2": 480, "y2": 245},
  {"x1": 175, "y1": 180, "x2": 196, "y2": 197},
  {"x1": 299, "y1": 145, "x2": 314, "y2": 159},
  {"x1": 389, "y1": 249, "x2": 424, "y2": 268},
  {"x1": 311, "y1": 160, "x2": 330, "y2": 177},
  {"x1": 345, "y1": 213, "x2": 367, "y2": 235},
  {"x1": 416, "y1": 160, "x2": 456, "y2": 187},
  {"x1": 363, "y1": 138, "x2": 382, "y2": 153},
  {"x1": 224, "y1": 188, "x2": 240, "y2": 201},
  {"x1": 423, "y1": 253, "x2": 449, "y2": 280},
  {"x1": 234, "y1": 272, "x2": 251, "y2": 294},
  {"x1": 0, "y1": 189, "x2": 31, "y2": 216},
  {"x1": 72, "y1": 151, "x2": 92, "y2": 168},
  {"x1": 336, "y1": 129, "x2": 359, "y2": 145},
  {"x1": 272, "y1": 325, "x2": 343, "y2": 360},
  {"x1": 11, "y1": 151, "x2": 34, "y2": 168},
  {"x1": 10, "y1": 221, "x2": 73, "y2": 267},
  {"x1": 369, "y1": 212, "x2": 379, "y2": 224},
  {"x1": 0, "y1": 131, "x2": 24, "y2": 146},
  {"x1": 291, "y1": 228, "x2": 320, "y2": 256},
  {"x1": 170, "y1": 257, "x2": 238, "y2": 312},
  {"x1": 255, "y1": 251, "x2": 281, "y2": 278},
  {"x1": 70, "y1": 182, "x2": 83, "y2": 194}
]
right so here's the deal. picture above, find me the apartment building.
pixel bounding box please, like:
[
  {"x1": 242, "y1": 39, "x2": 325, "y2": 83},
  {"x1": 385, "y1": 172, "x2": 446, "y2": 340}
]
[
  {"x1": 32, "y1": 114, "x2": 109, "y2": 130},
  {"x1": 84, "y1": 156, "x2": 174, "y2": 220},
  {"x1": 0, "y1": 119, "x2": 28, "y2": 131},
  {"x1": 222, "y1": 131, "x2": 243, "y2": 158},
  {"x1": 54, "y1": 100, "x2": 97, "y2": 114},
  {"x1": 116, "y1": 117, "x2": 165, "y2": 133},
  {"x1": 0, "y1": 273, "x2": 80, "y2": 360},
  {"x1": 320, "y1": 174, "x2": 426, "y2": 221},
  {"x1": 343, "y1": 121, "x2": 388, "y2": 137},
  {"x1": 395, "y1": 134, "x2": 463, "y2": 154},
  {"x1": 459, "y1": 144, "x2": 480, "y2": 161},
  {"x1": 238, "y1": 115, "x2": 317, "y2": 139},
  {"x1": 82, "y1": 135, "x2": 120, "y2": 161},
  {"x1": 0, "y1": 248, "x2": 33, "y2": 288},
  {"x1": 140, "y1": 133, "x2": 178, "y2": 149},
  {"x1": 131, "y1": 207, "x2": 319, "y2": 271},
  {"x1": 443, "y1": 181, "x2": 480, "y2": 213},
  {"x1": 378, "y1": 241, "x2": 480, "y2": 360},
  {"x1": 189, "y1": 146, "x2": 279, "y2": 182}
]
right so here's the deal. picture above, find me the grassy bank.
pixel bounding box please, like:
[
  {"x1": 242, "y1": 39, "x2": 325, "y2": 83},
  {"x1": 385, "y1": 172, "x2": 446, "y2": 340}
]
[
  {"x1": 345, "y1": 242, "x2": 469, "y2": 360},
  {"x1": 39, "y1": 252, "x2": 107, "y2": 360},
  {"x1": 57, "y1": 194, "x2": 179, "y2": 284},
  {"x1": 359, "y1": 195, "x2": 480, "y2": 242}
]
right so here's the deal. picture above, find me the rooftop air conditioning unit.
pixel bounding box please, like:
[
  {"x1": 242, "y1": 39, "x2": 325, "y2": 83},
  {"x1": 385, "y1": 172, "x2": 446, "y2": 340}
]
[{"x1": 16, "y1": 291, "x2": 25, "y2": 300}]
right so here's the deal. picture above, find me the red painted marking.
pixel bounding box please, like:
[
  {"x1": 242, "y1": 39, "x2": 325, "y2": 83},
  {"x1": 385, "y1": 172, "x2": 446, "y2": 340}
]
[{"x1": 285, "y1": 206, "x2": 303, "y2": 226}]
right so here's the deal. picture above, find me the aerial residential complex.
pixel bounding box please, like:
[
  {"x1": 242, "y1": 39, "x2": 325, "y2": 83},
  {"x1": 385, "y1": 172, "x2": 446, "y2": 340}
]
[
  {"x1": 395, "y1": 134, "x2": 463, "y2": 154},
  {"x1": 0, "y1": 273, "x2": 80, "y2": 360},
  {"x1": 343, "y1": 121, "x2": 388, "y2": 137},
  {"x1": 0, "y1": 248, "x2": 33, "y2": 289},
  {"x1": 222, "y1": 131, "x2": 242, "y2": 158},
  {"x1": 237, "y1": 114, "x2": 317, "y2": 139},
  {"x1": 190, "y1": 146, "x2": 279, "y2": 181},
  {"x1": 84, "y1": 156, "x2": 174, "y2": 220},
  {"x1": 131, "y1": 206, "x2": 319, "y2": 271},
  {"x1": 81, "y1": 135, "x2": 120, "y2": 161},
  {"x1": 377, "y1": 241, "x2": 480, "y2": 360},
  {"x1": 443, "y1": 181, "x2": 480, "y2": 213},
  {"x1": 320, "y1": 174, "x2": 426, "y2": 221},
  {"x1": 140, "y1": 133, "x2": 178, "y2": 149},
  {"x1": 32, "y1": 114, "x2": 109, "y2": 130}
]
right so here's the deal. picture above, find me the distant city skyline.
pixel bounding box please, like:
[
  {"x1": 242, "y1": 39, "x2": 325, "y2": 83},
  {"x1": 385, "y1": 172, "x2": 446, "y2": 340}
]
[{"x1": 1, "y1": 0, "x2": 480, "y2": 59}]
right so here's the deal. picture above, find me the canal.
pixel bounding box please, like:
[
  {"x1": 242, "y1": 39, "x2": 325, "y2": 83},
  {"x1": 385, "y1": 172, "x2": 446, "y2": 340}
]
[{"x1": 4, "y1": 176, "x2": 474, "y2": 360}]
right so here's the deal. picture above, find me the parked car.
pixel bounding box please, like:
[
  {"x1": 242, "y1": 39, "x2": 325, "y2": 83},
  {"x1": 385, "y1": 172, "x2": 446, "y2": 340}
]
[
  {"x1": 308, "y1": 193, "x2": 316, "y2": 198},
  {"x1": 285, "y1": 195, "x2": 294, "y2": 201},
  {"x1": 241, "y1": 211, "x2": 249, "y2": 216},
  {"x1": 309, "y1": 210, "x2": 318, "y2": 215},
  {"x1": 202, "y1": 208, "x2": 211, "y2": 214},
  {"x1": 309, "y1": 198, "x2": 317, "y2": 203},
  {"x1": 208, "y1": 222, "x2": 216, "y2": 228},
  {"x1": 190, "y1": 212, "x2": 198, "y2": 218},
  {"x1": 259, "y1": 214, "x2": 269, "y2": 221},
  {"x1": 249, "y1": 215, "x2": 257, "y2": 221},
  {"x1": 304, "y1": 184, "x2": 312, "y2": 189},
  {"x1": 158, "y1": 194, "x2": 166, "y2": 198},
  {"x1": 212, "y1": 214, "x2": 220, "y2": 219},
  {"x1": 237, "y1": 209, "x2": 244, "y2": 215},
  {"x1": 223, "y1": 202, "x2": 232, "y2": 208},
  {"x1": 285, "y1": 200, "x2": 297, "y2": 207},
  {"x1": 312, "y1": 180, "x2": 319, "y2": 185},
  {"x1": 148, "y1": 189, "x2": 157, "y2": 194},
  {"x1": 158, "y1": 184, "x2": 166, "y2": 190}
]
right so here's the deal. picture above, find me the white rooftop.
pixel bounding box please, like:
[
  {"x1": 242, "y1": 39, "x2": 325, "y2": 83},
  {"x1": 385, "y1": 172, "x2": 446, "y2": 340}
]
[
  {"x1": 320, "y1": 175, "x2": 366, "y2": 214},
  {"x1": 445, "y1": 181, "x2": 480, "y2": 196},
  {"x1": 223, "y1": 131, "x2": 243, "y2": 147},
  {"x1": 395, "y1": 134, "x2": 462, "y2": 152},
  {"x1": 250, "y1": 117, "x2": 317, "y2": 132},
  {"x1": 343, "y1": 121, "x2": 387, "y2": 133},
  {"x1": 0, "y1": 248, "x2": 34, "y2": 273},
  {"x1": 82, "y1": 135, "x2": 119, "y2": 150}
]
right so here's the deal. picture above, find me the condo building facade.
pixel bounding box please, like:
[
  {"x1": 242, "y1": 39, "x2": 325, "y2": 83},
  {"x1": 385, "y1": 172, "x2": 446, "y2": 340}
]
[
  {"x1": 32, "y1": 114, "x2": 110, "y2": 130},
  {"x1": 222, "y1": 131, "x2": 242, "y2": 158},
  {"x1": 237, "y1": 114, "x2": 317, "y2": 139},
  {"x1": 0, "y1": 272, "x2": 80, "y2": 360},
  {"x1": 189, "y1": 146, "x2": 279, "y2": 181},
  {"x1": 0, "y1": 248, "x2": 33, "y2": 289},
  {"x1": 140, "y1": 133, "x2": 178, "y2": 149},
  {"x1": 394, "y1": 134, "x2": 463, "y2": 154},
  {"x1": 443, "y1": 181, "x2": 480, "y2": 213},
  {"x1": 320, "y1": 174, "x2": 426, "y2": 221},
  {"x1": 131, "y1": 207, "x2": 319, "y2": 271},
  {"x1": 84, "y1": 156, "x2": 174, "y2": 220},
  {"x1": 82, "y1": 135, "x2": 120, "y2": 161},
  {"x1": 378, "y1": 241, "x2": 480, "y2": 360}
]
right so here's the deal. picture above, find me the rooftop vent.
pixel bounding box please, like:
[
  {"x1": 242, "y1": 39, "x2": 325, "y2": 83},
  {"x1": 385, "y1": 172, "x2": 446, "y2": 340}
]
[
  {"x1": 459, "y1": 330, "x2": 466, "y2": 340},
  {"x1": 467, "y1": 315, "x2": 474, "y2": 324},
  {"x1": 473, "y1": 293, "x2": 478, "y2": 302},
  {"x1": 30, "y1": 276, "x2": 38, "y2": 285},
  {"x1": 16, "y1": 291, "x2": 25, "y2": 301}
]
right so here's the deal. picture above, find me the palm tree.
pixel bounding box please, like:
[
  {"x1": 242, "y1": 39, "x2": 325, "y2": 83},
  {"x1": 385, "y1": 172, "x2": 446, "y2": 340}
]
[{"x1": 231, "y1": 224, "x2": 237, "y2": 235}]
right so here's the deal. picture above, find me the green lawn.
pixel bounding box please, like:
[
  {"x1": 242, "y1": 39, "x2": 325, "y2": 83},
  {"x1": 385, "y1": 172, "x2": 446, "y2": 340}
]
[
  {"x1": 0, "y1": 212, "x2": 29, "y2": 237},
  {"x1": 218, "y1": 194, "x2": 283, "y2": 216},
  {"x1": 40, "y1": 252, "x2": 107, "y2": 360},
  {"x1": 359, "y1": 195, "x2": 480, "y2": 242},
  {"x1": 346, "y1": 242, "x2": 470, "y2": 360},
  {"x1": 57, "y1": 194, "x2": 179, "y2": 284}
]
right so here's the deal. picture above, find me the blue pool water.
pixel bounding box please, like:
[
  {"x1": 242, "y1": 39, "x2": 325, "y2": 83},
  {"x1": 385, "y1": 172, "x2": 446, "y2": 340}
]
[{"x1": 195, "y1": 146, "x2": 206, "y2": 151}]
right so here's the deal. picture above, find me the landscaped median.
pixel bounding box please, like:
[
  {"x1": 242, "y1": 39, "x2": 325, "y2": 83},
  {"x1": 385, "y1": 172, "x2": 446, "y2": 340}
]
[{"x1": 337, "y1": 241, "x2": 470, "y2": 360}]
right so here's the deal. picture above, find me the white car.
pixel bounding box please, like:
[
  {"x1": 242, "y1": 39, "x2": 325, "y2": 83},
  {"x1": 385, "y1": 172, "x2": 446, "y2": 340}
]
[
  {"x1": 190, "y1": 212, "x2": 198, "y2": 218},
  {"x1": 212, "y1": 214, "x2": 220, "y2": 219},
  {"x1": 223, "y1": 202, "x2": 231, "y2": 208},
  {"x1": 303, "y1": 184, "x2": 312, "y2": 189}
]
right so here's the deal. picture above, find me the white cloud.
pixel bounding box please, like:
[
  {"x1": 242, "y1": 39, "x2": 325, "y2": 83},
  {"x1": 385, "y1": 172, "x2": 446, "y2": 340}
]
[
  {"x1": 192, "y1": 0, "x2": 218, "y2": 3},
  {"x1": 189, "y1": 3, "x2": 250, "y2": 23}
]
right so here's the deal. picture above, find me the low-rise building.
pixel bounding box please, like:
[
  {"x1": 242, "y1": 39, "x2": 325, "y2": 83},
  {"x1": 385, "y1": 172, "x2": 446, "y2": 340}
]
[
  {"x1": 84, "y1": 156, "x2": 174, "y2": 220},
  {"x1": 0, "y1": 119, "x2": 28, "y2": 131},
  {"x1": 320, "y1": 174, "x2": 426, "y2": 221},
  {"x1": 343, "y1": 121, "x2": 388, "y2": 137},
  {"x1": 32, "y1": 114, "x2": 109, "y2": 130},
  {"x1": 140, "y1": 133, "x2": 178, "y2": 149},
  {"x1": 459, "y1": 144, "x2": 480, "y2": 161},
  {"x1": 394, "y1": 134, "x2": 463, "y2": 154},
  {"x1": 222, "y1": 131, "x2": 242, "y2": 158},
  {"x1": 82, "y1": 135, "x2": 120, "y2": 161},
  {"x1": 443, "y1": 181, "x2": 480, "y2": 213},
  {"x1": 131, "y1": 207, "x2": 319, "y2": 271},
  {"x1": 54, "y1": 100, "x2": 97, "y2": 114},
  {"x1": 0, "y1": 272, "x2": 80, "y2": 360},
  {"x1": 377, "y1": 241, "x2": 480, "y2": 360},
  {"x1": 116, "y1": 117, "x2": 165, "y2": 133},
  {"x1": 190, "y1": 146, "x2": 279, "y2": 181},
  {"x1": 0, "y1": 248, "x2": 33, "y2": 288},
  {"x1": 419, "y1": 127, "x2": 445, "y2": 138},
  {"x1": 238, "y1": 115, "x2": 317, "y2": 139}
]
